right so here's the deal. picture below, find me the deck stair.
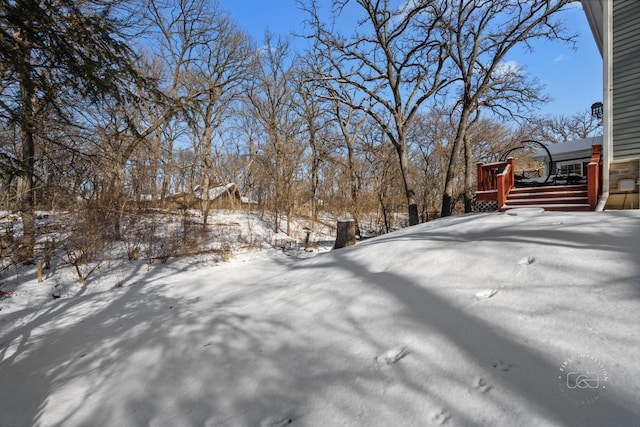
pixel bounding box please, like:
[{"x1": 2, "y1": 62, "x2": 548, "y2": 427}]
[{"x1": 501, "y1": 184, "x2": 591, "y2": 211}]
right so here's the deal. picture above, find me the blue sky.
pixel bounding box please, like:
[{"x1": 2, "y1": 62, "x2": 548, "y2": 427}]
[{"x1": 218, "y1": 0, "x2": 603, "y2": 117}]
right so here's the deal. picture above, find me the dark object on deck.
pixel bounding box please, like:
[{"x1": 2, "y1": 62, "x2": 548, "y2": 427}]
[
  {"x1": 334, "y1": 219, "x2": 356, "y2": 249},
  {"x1": 500, "y1": 139, "x2": 553, "y2": 186}
]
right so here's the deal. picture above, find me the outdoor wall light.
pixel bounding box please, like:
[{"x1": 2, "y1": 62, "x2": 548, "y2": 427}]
[{"x1": 591, "y1": 101, "x2": 603, "y2": 119}]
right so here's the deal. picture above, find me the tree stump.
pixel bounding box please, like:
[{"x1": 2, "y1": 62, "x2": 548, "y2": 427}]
[
  {"x1": 334, "y1": 218, "x2": 356, "y2": 249},
  {"x1": 303, "y1": 227, "x2": 313, "y2": 250}
]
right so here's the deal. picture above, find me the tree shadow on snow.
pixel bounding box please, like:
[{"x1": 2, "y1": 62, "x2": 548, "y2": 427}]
[
  {"x1": 1, "y1": 210, "x2": 639, "y2": 426},
  {"x1": 300, "y1": 252, "x2": 640, "y2": 426},
  {"x1": 2, "y1": 258, "x2": 422, "y2": 426},
  {"x1": 0, "y1": 263, "x2": 274, "y2": 427},
  {"x1": 370, "y1": 211, "x2": 640, "y2": 300}
]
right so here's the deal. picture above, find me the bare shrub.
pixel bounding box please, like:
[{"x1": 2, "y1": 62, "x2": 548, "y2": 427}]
[
  {"x1": 0, "y1": 226, "x2": 15, "y2": 261},
  {"x1": 60, "y1": 208, "x2": 110, "y2": 285},
  {"x1": 155, "y1": 214, "x2": 203, "y2": 263},
  {"x1": 143, "y1": 219, "x2": 158, "y2": 269},
  {"x1": 212, "y1": 242, "x2": 233, "y2": 263},
  {"x1": 122, "y1": 214, "x2": 141, "y2": 261}
]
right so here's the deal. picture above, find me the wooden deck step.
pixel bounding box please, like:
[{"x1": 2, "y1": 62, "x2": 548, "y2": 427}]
[
  {"x1": 501, "y1": 184, "x2": 591, "y2": 212},
  {"x1": 510, "y1": 184, "x2": 587, "y2": 194},
  {"x1": 508, "y1": 190, "x2": 588, "y2": 200},
  {"x1": 505, "y1": 197, "x2": 588, "y2": 206},
  {"x1": 502, "y1": 203, "x2": 592, "y2": 212}
]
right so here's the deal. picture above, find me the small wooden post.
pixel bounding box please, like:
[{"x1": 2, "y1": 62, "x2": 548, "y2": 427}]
[
  {"x1": 334, "y1": 218, "x2": 356, "y2": 249},
  {"x1": 37, "y1": 260, "x2": 43, "y2": 283},
  {"x1": 44, "y1": 239, "x2": 53, "y2": 269}
]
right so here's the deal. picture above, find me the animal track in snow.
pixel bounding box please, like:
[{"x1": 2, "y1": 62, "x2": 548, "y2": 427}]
[
  {"x1": 518, "y1": 256, "x2": 535, "y2": 265},
  {"x1": 474, "y1": 289, "x2": 497, "y2": 300},
  {"x1": 375, "y1": 346, "x2": 410, "y2": 365},
  {"x1": 473, "y1": 376, "x2": 492, "y2": 393},
  {"x1": 492, "y1": 360, "x2": 513, "y2": 372},
  {"x1": 259, "y1": 413, "x2": 295, "y2": 427},
  {"x1": 429, "y1": 408, "x2": 451, "y2": 425}
]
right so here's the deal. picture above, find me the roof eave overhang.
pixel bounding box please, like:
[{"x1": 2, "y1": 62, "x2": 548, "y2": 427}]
[{"x1": 581, "y1": 0, "x2": 604, "y2": 57}]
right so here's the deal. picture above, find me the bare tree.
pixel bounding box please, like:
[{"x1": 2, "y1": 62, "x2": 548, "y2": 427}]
[
  {"x1": 182, "y1": 10, "x2": 251, "y2": 224},
  {"x1": 83, "y1": 98, "x2": 148, "y2": 241},
  {"x1": 133, "y1": 55, "x2": 180, "y2": 202},
  {"x1": 328, "y1": 87, "x2": 368, "y2": 234},
  {"x1": 301, "y1": 44, "x2": 369, "y2": 233},
  {"x1": 228, "y1": 106, "x2": 263, "y2": 207},
  {"x1": 292, "y1": 66, "x2": 337, "y2": 227},
  {"x1": 468, "y1": 117, "x2": 529, "y2": 164},
  {"x1": 245, "y1": 34, "x2": 304, "y2": 235},
  {"x1": 407, "y1": 107, "x2": 456, "y2": 220},
  {"x1": 143, "y1": 0, "x2": 251, "y2": 224},
  {"x1": 144, "y1": 0, "x2": 196, "y2": 202},
  {"x1": 302, "y1": 0, "x2": 450, "y2": 226},
  {"x1": 357, "y1": 117, "x2": 406, "y2": 232},
  {"x1": 529, "y1": 109, "x2": 602, "y2": 144},
  {"x1": 439, "y1": 0, "x2": 576, "y2": 216}
]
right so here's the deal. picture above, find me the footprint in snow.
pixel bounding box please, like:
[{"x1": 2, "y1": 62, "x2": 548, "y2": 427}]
[
  {"x1": 492, "y1": 360, "x2": 513, "y2": 372},
  {"x1": 474, "y1": 289, "x2": 497, "y2": 300},
  {"x1": 430, "y1": 409, "x2": 451, "y2": 425},
  {"x1": 259, "y1": 413, "x2": 295, "y2": 427},
  {"x1": 375, "y1": 346, "x2": 410, "y2": 365},
  {"x1": 518, "y1": 257, "x2": 535, "y2": 265},
  {"x1": 473, "y1": 376, "x2": 492, "y2": 393}
]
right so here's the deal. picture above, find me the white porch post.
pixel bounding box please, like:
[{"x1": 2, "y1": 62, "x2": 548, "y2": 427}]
[{"x1": 602, "y1": 0, "x2": 613, "y2": 194}]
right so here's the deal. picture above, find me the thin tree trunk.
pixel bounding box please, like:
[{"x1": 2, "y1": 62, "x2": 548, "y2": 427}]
[
  {"x1": 442, "y1": 107, "x2": 472, "y2": 217},
  {"x1": 202, "y1": 173, "x2": 211, "y2": 226},
  {"x1": 18, "y1": 48, "x2": 36, "y2": 263},
  {"x1": 310, "y1": 161, "x2": 319, "y2": 224},
  {"x1": 463, "y1": 135, "x2": 475, "y2": 213},
  {"x1": 378, "y1": 192, "x2": 390, "y2": 234},
  {"x1": 111, "y1": 170, "x2": 124, "y2": 241},
  {"x1": 394, "y1": 141, "x2": 419, "y2": 226},
  {"x1": 161, "y1": 139, "x2": 174, "y2": 202},
  {"x1": 346, "y1": 138, "x2": 361, "y2": 236},
  {"x1": 19, "y1": 130, "x2": 36, "y2": 263}
]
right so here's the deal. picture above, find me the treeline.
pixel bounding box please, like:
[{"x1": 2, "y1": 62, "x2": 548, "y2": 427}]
[{"x1": 0, "y1": 0, "x2": 600, "y2": 263}]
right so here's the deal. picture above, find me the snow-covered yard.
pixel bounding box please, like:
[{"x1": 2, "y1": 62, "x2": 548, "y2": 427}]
[{"x1": 1, "y1": 210, "x2": 639, "y2": 426}]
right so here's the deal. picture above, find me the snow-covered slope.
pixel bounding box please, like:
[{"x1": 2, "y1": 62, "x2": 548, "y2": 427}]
[{"x1": 1, "y1": 210, "x2": 639, "y2": 426}]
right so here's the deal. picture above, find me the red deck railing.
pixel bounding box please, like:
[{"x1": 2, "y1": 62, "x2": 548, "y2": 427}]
[
  {"x1": 587, "y1": 144, "x2": 602, "y2": 210},
  {"x1": 476, "y1": 158, "x2": 515, "y2": 208}
]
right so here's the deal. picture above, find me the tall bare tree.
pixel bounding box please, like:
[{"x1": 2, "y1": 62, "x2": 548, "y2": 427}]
[
  {"x1": 407, "y1": 107, "x2": 456, "y2": 219},
  {"x1": 303, "y1": 0, "x2": 450, "y2": 226},
  {"x1": 328, "y1": 85, "x2": 368, "y2": 234},
  {"x1": 292, "y1": 74, "x2": 333, "y2": 226},
  {"x1": 82, "y1": 84, "x2": 166, "y2": 241},
  {"x1": 144, "y1": 0, "x2": 251, "y2": 222},
  {"x1": 302, "y1": 44, "x2": 368, "y2": 233},
  {"x1": 246, "y1": 34, "x2": 304, "y2": 235},
  {"x1": 182, "y1": 11, "x2": 251, "y2": 223}
]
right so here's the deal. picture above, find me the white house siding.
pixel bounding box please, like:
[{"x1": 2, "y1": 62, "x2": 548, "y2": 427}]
[{"x1": 613, "y1": 0, "x2": 640, "y2": 159}]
